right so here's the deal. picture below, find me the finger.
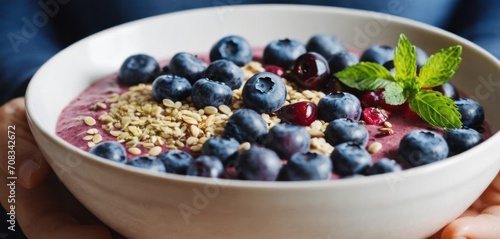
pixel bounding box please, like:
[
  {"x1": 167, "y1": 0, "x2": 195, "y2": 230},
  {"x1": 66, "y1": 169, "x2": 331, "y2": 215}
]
[
  {"x1": 0, "y1": 97, "x2": 51, "y2": 189},
  {"x1": 427, "y1": 208, "x2": 480, "y2": 239},
  {"x1": 468, "y1": 172, "x2": 500, "y2": 213},
  {"x1": 441, "y1": 206, "x2": 500, "y2": 239},
  {"x1": 4, "y1": 173, "x2": 112, "y2": 239}
]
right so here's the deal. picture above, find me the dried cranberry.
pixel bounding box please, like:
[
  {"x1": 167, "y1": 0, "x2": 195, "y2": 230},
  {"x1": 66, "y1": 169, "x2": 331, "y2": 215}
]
[
  {"x1": 276, "y1": 101, "x2": 318, "y2": 126},
  {"x1": 360, "y1": 89, "x2": 399, "y2": 112},
  {"x1": 362, "y1": 107, "x2": 389, "y2": 125},
  {"x1": 401, "y1": 102, "x2": 420, "y2": 119},
  {"x1": 264, "y1": 65, "x2": 285, "y2": 77}
]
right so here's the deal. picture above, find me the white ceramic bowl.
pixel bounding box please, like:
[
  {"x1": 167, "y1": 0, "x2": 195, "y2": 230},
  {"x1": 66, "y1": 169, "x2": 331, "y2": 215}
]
[{"x1": 26, "y1": 4, "x2": 500, "y2": 239}]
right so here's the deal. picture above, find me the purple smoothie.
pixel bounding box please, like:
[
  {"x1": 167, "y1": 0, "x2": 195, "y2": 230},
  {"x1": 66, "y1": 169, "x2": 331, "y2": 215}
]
[{"x1": 56, "y1": 51, "x2": 492, "y2": 179}]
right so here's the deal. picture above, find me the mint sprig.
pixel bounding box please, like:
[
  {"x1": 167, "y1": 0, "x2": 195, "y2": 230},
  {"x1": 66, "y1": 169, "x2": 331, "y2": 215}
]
[
  {"x1": 335, "y1": 62, "x2": 395, "y2": 90},
  {"x1": 334, "y1": 34, "x2": 463, "y2": 129}
]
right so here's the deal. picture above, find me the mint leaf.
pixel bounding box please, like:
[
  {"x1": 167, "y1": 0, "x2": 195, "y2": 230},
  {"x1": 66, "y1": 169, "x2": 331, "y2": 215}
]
[
  {"x1": 394, "y1": 34, "x2": 417, "y2": 82},
  {"x1": 418, "y1": 45, "x2": 462, "y2": 88},
  {"x1": 383, "y1": 82, "x2": 406, "y2": 105},
  {"x1": 335, "y1": 62, "x2": 395, "y2": 90},
  {"x1": 409, "y1": 90, "x2": 462, "y2": 129}
]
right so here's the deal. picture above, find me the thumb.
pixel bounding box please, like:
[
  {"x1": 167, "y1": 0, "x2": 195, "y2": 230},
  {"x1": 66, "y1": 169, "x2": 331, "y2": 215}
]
[{"x1": 0, "y1": 97, "x2": 51, "y2": 189}]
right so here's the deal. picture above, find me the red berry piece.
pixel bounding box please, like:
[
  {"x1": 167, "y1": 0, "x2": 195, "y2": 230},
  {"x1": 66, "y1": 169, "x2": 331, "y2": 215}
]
[
  {"x1": 288, "y1": 52, "x2": 330, "y2": 90},
  {"x1": 362, "y1": 107, "x2": 389, "y2": 125},
  {"x1": 263, "y1": 65, "x2": 285, "y2": 77},
  {"x1": 360, "y1": 89, "x2": 399, "y2": 112},
  {"x1": 401, "y1": 102, "x2": 420, "y2": 119},
  {"x1": 276, "y1": 101, "x2": 318, "y2": 126}
]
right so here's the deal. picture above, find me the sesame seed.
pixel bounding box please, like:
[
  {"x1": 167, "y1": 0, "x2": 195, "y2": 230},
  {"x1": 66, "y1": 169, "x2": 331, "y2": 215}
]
[
  {"x1": 162, "y1": 99, "x2": 175, "y2": 108},
  {"x1": 383, "y1": 121, "x2": 393, "y2": 128},
  {"x1": 92, "y1": 134, "x2": 103, "y2": 144},
  {"x1": 83, "y1": 116, "x2": 96, "y2": 126},
  {"x1": 378, "y1": 127, "x2": 395, "y2": 135},
  {"x1": 148, "y1": 146, "x2": 162, "y2": 156},
  {"x1": 190, "y1": 145, "x2": 202, "y2": 152},
  {"x1": 110, "y1": 130, "x2": 123, "y2": 137},
  {"x1": 239, "y1": 142, "x2": 251, "y2": 152},
  {"x1": 218, "y1": 104, "x2": 232, "y2": 115},
  {"x1": 310, "y1": 120, "x2": 323, "y2": 130},
  {"x1": 368, "y1": 142, "x2": 383, "y2": 154},
  {"x1": 87, "y1": 128, "x2": 99, "y2": 135},
  {"x1": 82, "y1": 135, "x2": 94, "y2": 141},
  {"x1": 175, "y1": 140, "x2": 185, "y2": 148},
  {"x1": 204, "y1": 106, "x2": 218, "y2": 115},
  {"x1": 308, "y1": 129, "x2": 324, "y2": 138},
  {"x1": 186, "y1": 137, "x2": 199, "y2": 145},
  {"x1": 182, "y1": 116, "x2": 199, "y2": 125},
  {"x1": 189, "y1": 125, "x2": 201, "y2": 138},
  {"x1": 128, "y1": 147, "x2": 141, "y2": 155}
]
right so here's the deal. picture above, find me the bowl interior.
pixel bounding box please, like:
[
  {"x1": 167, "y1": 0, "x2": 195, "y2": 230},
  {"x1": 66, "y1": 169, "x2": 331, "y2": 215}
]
[{"x1": 26, "y1": 4, "x2": 500, "y2": 183}]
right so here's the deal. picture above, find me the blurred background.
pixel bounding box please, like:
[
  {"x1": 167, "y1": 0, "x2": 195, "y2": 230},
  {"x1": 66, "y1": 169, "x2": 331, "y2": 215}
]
[{"x1": 1, "y1": 0, "x2": 499, "y2": 238}]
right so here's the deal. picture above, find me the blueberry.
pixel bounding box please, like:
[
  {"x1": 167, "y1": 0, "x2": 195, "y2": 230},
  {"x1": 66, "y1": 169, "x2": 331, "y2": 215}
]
[
  {"x1": 126, "y1": 156, "x2": 166, "y2": 173},
  {"x1": 151, "y1": 74, "x2": 192, "y2": 102},
  {"x1": 118, "y1": 54, "x2": 160, "y2": 86},
  {"x1": 242, "y1": 72, "x2": 287, "y2": 113},
  {"x1": 382, "y1": 60, "x2": 396, "y2": 75},
  {"x1": 305, "y1": 34, "x2": 345, "y2": 60},
  {"x1": 262, "y1": 123, "x2": 310, "y2": 160},
  {"x1": 236, "y1": 145, "x2": 282, "y2": 181},
  {"x1": 186, "y1": 155, "x2": 224, "y2": 178},
  {"x1": 328, "y1": 50, "x2": 359, "y2": 74},
  {"x1": 204, "y1": 59, "x2": 245, "y2": 90},
  {"x1": 282, "y1": 152, "x2": 332, "y2": 181},
  {"x1": 330, "y1": 142, "x2": 372, "y2": 176},
  {"x1": 223, "y1": 108, "x2": 268, "y2": 143},
  {"x1": 89, "y1": 141, "x2": 127, "y2": 163},
  {"x1": 366, "y1": 158, "x2": 402, "y2": 175},
  {"x1": 444, "y1": 127, "x2": 483, "y2": 157},
  {"x1": 398, "y1": 130, "x2": 449, "y2": 168},
  {"x1": 168, "y1": 52, "x2": 208, "y2": 85},
  {"x1": 340, "y1": 174, "x2": 366, "y2": 179},
  {"x1": 191, "y1": 78, "x2": 232, "y2": 109},
  {"x1": 263, "y1": 38, "x2": 306, "y2": 70},
  {"x1": 158, "y1": 150, "x2": 194, "y2": 175},
  {"x1": 209, "y1": 35, "x2": 253, "y2": 67},
  {"x1": 201, "y1": 136, "x2": 240, "y2": 165},
  {"x1": 416, "y1": 47, "x2": 429, "y2": 69},
  {"x1": 359, "y1": 45, "x2": 394, "y2": 65},
  {"x1": 324, "y1": 118, "x2": 368, "y2": 147},
  {"x1": 433, "y1": 82, "x2": 459, "y2": 100},
  {"x1": 454, "y1": 98, "x2": 485, "y2": 129},
  {"x1": 317, "y1": 91, "x2": 362, "y2": 122}
]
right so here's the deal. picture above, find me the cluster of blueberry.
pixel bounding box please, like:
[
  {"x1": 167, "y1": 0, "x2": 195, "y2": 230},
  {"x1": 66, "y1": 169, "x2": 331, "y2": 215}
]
[{"x1": 88, "y1": 34, "x2": 486, "y2": 181}]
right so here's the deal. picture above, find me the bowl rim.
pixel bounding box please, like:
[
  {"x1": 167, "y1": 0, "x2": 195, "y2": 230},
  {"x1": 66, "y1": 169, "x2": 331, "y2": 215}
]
[{"x1": 26, "y1": 3, "x2": 500, "y2": 189}]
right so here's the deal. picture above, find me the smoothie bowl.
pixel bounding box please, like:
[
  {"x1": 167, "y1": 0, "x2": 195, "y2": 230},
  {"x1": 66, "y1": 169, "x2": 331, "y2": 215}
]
[{"x1": 25, "y1": 4, "x2": 500, "y2": 239}]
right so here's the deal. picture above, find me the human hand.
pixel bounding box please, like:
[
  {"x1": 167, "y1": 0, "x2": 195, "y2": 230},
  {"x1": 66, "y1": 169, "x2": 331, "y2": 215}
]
[
  {"x1": 430, "y1": 171, "x2": 500, "y2": 239},
  {"x1": 0, "y1": 97, "x2": 113, "y2": 239}
]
